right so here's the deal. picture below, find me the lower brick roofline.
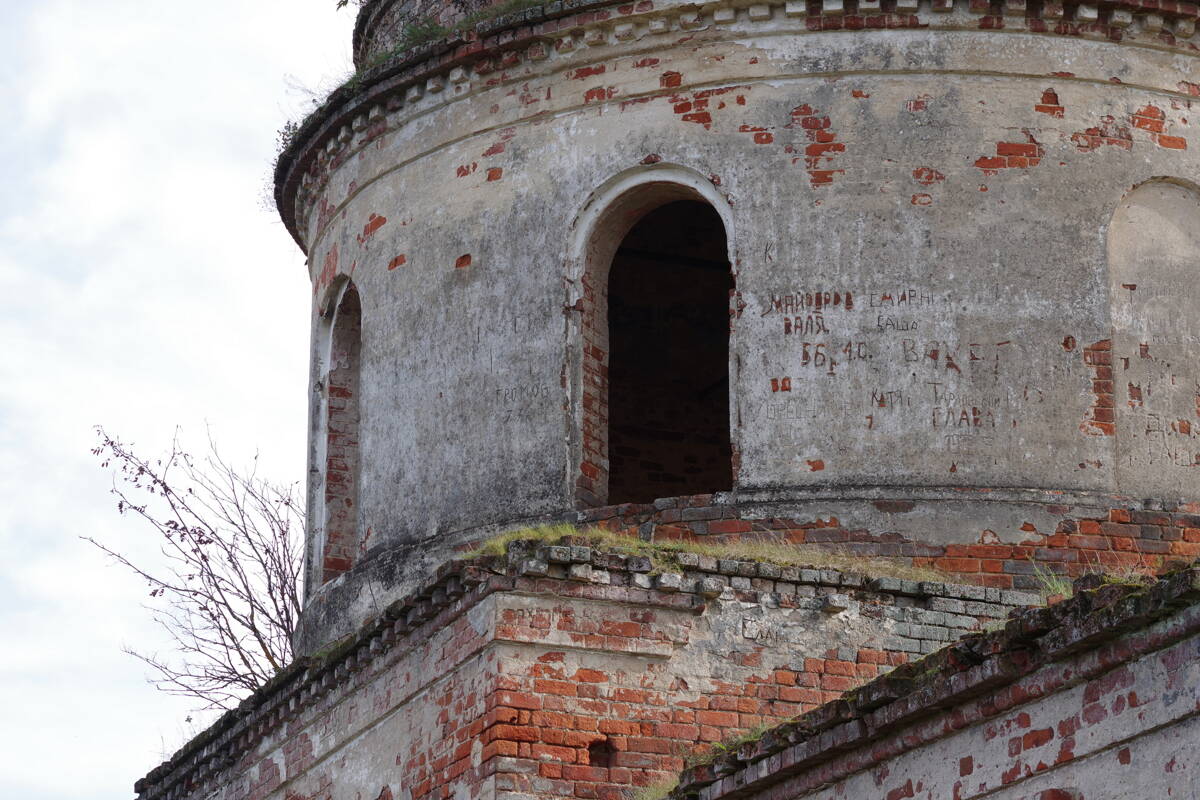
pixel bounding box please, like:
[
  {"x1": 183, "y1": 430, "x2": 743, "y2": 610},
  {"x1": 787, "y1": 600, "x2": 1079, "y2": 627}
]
[
  {"x1": 133, "y1": 533, "x2": 1041, "y2": 800},
  {"x1": 668, "y1": 562, "x2": 1200, "y2": 800}
]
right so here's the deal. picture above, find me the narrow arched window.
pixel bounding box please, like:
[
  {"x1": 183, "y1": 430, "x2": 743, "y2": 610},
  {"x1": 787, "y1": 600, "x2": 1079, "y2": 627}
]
[{"x1": 322, "y1": 281, "x2": 362, "y2": 582}]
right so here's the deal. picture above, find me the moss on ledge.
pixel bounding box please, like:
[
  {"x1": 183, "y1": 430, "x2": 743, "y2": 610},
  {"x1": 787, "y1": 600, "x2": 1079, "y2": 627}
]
[{"x1": 465, "y1": 524, "x2": 951, "y2": 583}]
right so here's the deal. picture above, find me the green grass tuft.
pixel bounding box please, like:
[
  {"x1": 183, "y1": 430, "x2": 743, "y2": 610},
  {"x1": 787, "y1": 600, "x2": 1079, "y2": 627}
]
[
  {"x1": 1031, "y1": 561, "x2": 1073, "y2": 603},
  {"x1": 629, "y1": 777, "x2": 679, "y2": 800}
]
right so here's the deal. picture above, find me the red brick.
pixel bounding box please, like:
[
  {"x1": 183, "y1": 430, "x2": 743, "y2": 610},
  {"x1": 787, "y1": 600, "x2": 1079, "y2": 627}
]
[
  {"x1": 820, "y1": 674, "x2": 854, "y2": 692},
  {"x1": 489, "y1": 725, "x2": 539, "y2": 743},
  {"x1": 532, "y1": 743, "x2": 578, "y2": 762},
  {"x1": 933, "y1": 557, "x2": 982, "y2": 573},
  {"x1": 695, "y1": 710, "x2": 739, "y2": 727}
]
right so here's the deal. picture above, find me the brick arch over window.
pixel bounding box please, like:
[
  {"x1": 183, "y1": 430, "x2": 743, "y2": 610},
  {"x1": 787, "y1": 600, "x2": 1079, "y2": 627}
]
[
  {"x1": 317, "y1": 279, "x2": 363, "y2": 584},
  {"x1": 566, "y1": 166, "x2": 739, "y2": 507},
  {"x1": 1106, "y1": 177, "x2": 1200, "y2": 498}
]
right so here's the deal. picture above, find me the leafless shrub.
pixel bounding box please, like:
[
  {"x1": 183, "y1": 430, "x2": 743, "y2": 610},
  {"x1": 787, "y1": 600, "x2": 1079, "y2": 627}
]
[{"x1": 88, "y1": 427, "x2": 303, "y2": 710}]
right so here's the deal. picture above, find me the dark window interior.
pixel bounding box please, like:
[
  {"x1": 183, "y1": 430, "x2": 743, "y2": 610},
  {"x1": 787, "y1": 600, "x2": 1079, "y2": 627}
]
[{"x1": 606, "y1": 200, "x2": 733, "y2": 504}]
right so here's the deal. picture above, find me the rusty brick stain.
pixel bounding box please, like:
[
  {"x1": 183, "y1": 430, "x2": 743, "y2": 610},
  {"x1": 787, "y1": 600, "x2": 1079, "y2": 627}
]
[
  {"x1": 570, "y1": 64, "x2": 607, "y2": 80},
  {"x1": 912, "y1": 167, "x2": 945, "y2": 186},
  {"x1": 455, "y1": 254, "x2": 473, "y2": 269},
  {"x1": 904, "y1": 94, "x2": 931, "y2": 112},
  {"x1": 387, "y1": 254, "x2": 407, "y2": 271},
  {"x1": 314, "y1": 243, "x2": 338, "y2": 298}
]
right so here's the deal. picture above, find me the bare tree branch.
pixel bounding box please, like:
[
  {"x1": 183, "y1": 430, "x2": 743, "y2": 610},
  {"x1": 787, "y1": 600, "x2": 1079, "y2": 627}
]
[{"x1": 88, "y1": 426, "x2": 304, "y2": 711}]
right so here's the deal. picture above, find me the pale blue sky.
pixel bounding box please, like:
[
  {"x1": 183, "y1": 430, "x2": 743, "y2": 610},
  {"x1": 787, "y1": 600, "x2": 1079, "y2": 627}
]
[{"x1": 0, "y1": 2, "x2": 354, "y2": 797}]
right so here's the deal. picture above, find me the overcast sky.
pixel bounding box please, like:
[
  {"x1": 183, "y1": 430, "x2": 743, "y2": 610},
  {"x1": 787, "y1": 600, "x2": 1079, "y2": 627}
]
[{"x1": 0, "y1": 2, "x2": 355, "y2": 797}]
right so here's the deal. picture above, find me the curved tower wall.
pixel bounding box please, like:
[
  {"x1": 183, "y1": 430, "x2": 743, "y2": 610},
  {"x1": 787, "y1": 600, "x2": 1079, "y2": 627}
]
[{"x1": 277, "y1": 0, "x2": 1200, "y2": 651}]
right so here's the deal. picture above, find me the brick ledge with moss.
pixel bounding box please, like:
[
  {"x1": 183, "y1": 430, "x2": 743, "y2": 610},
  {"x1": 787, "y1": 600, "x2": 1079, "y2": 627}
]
[
  {"x1": 134, "y1": 529, "x2": 1041, "y2": 800},
  {"x1": 666, "y1": 565, "x2": 1200, "y2": 800}
]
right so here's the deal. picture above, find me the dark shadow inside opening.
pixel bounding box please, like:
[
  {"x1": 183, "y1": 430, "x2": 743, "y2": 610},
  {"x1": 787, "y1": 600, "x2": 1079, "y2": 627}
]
[
  {"x1": 587, "y1": 738, "x2": 615, "y2": 769},
  {"x1": 606, "y1": 200, "x2": 733, "y2": 505}
]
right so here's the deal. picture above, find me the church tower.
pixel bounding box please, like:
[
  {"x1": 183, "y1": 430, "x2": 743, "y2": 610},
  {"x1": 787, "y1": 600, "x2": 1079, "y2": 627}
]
[{"x1": 273, "y1": 0, "x2": 1200, "y2": 654}]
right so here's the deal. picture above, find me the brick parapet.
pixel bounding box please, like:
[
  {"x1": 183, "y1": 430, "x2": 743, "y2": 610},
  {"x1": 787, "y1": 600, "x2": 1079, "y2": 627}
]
[
  {"x1": 669, "y1": 565, "x2": 1200, "y2": 800},
  {"x1": 135, "y1": 538, "x2": 1036, "y2": 800}
]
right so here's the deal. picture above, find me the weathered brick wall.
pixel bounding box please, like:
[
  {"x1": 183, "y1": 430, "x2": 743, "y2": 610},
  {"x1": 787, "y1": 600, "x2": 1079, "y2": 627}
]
[
  {"x1": 136, "y1": 543, "x2": 1035, "y2": 800},
  {"x1": 672, "y1": 568, "x2": 1200, "y2": 800}
]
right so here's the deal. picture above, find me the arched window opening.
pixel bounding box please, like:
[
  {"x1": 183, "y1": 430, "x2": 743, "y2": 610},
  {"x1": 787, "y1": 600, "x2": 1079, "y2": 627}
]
[
  {"x1": 604, "y1": 200, "x2": 734, "y2": 504},
  {"x1": 323, "y1": 282, "x2": 362, "y2": 583}
]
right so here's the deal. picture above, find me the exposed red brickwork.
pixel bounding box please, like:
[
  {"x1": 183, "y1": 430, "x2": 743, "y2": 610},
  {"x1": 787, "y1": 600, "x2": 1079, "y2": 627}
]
[
  {"x1": 569, "y1": 494, "x2": 1200, "y2": 592},
  {"x1": 667, "y1": 85, "x2": 745, "y2": 129},
  {"x1": 578, "y1": 263, "x2": 610, "y2": 507},
  {"x1": 357, "y1": 213, "x2": 387, "y2": 244},
  {"x1": 784, "y1": 104, "x2": 845, "y2": 187},
  {"x1": 974, "y1": 131, "x2": 1044, "y2": 175},
  {"x1": 1131, "y1": 104, "x2": 1188, "y2": 150},
  {"x1": 1071, "y1": 115, "x2": 1133, "y2": 152},
  {"x1": 490, "y1": 643, "x2": 905, "y2": 799},
  {"x1": 314, "y1": 243, "x2": 338, "y2": 299},
  {"x1": 322, "y1": 283, "x2": 362, "y2": 582},
  {"x1": 1080, "y1": 338, "x2": 1114, "y2": 436},
  {"x1": 1035, "y1": 88, "x2": 1065, "y2": 117}
]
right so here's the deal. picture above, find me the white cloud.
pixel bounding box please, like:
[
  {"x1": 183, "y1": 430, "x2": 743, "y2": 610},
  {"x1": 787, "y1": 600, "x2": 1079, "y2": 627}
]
[{"x1": 0, "y1": 2, "x2": 354, "y2": 797}]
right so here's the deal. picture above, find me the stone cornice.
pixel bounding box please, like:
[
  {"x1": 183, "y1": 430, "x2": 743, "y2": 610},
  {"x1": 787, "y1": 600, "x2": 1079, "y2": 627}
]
[{"x1": 275, "y1": 0, "x2": 1200, "y2": 254}]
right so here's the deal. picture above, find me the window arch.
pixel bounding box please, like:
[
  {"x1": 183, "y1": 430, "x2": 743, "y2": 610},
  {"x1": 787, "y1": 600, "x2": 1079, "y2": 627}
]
[{"x1": 567, "y1": 167, "x2": 738, "y2": 507}]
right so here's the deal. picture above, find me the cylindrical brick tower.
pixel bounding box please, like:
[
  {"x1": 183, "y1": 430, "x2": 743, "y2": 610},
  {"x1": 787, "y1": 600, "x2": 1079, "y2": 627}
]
[{"x1": 276, "y1": 0, "x2": 1200, "y2": 652}]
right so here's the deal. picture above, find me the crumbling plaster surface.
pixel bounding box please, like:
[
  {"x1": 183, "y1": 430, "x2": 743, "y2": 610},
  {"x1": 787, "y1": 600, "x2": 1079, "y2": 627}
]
[{"x1": 285, "y1": 1, "x2": 1199, "y2": 648}]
